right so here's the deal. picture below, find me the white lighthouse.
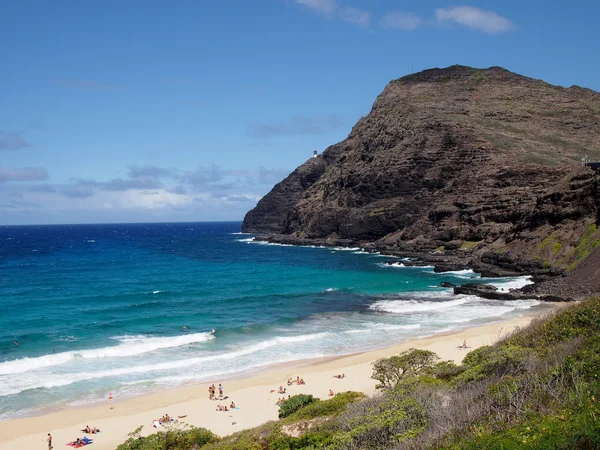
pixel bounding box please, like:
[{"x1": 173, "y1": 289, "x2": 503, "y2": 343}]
[{"x1": 313, "y1": 149, "x2": 318, "y2": 158}]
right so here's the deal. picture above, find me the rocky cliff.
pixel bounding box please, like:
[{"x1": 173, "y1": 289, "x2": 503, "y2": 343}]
[{"x1": 243, "y1": 65, "x2": 600, "y2": 277}]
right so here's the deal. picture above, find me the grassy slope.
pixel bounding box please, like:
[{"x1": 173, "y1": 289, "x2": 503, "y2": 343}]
[{"x1": 117, "y1": 298, "x2": 600, "y2": 450}]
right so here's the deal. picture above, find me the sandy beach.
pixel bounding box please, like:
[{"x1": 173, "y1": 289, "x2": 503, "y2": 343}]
[{"x1": 0, "y1": 311, "x2": 557, "y2": 450}]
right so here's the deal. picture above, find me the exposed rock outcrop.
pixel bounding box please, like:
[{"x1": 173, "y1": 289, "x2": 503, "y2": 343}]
[{"x1": 243, "y1": 65, "x2": 600, "y2": 280}]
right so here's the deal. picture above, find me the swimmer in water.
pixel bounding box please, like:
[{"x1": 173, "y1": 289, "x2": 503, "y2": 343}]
[
  {"x1": 211, "y1": 328, "x2": 217, "y2": 335},
  {"x1": 181, "y1": 325, "x2": 187, "y2": 330},
  {"x1": 14, "y1": 341, "x2": 18, "y2": 347}
]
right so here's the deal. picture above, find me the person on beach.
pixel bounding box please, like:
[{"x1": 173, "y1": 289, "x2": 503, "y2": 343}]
[
  {"x1": 457, "y1": 340, "x2": 467, "y2": 350},
  {"x1": 47, "y1": 432, "x2": 53, "y2": 449},
  {"x1": 287, "y1": 377, "x2": 293, "y2": 386},
  {"x1": 108, "y1": 391, "x2": 113, "y2": 409},
  {"x1": 278, "y1": 385, "x2": 286, "y2": 394},
  {"x1": 230, "y1": 401, "x2": 236, "y2": 409},
  {"x1": 328, "y1": 389, "x2": 335, "y2": 397},
  {"x1": 219, "y1": 383, "x2": 224, "y2": 398}
]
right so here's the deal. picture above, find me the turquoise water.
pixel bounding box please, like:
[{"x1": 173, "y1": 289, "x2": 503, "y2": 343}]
[{"x1": 0, "y1": 222, "x2": 552, "y2": 419}]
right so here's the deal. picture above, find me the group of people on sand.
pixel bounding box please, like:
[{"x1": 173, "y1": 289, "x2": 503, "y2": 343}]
[
  {"x1": 151, "y1": 413, "x2": 173, "y2": 428},
  {"x1": 69, "y1": 436, "x2": 93, "y2": 447},
  {"x1": 208, "y1": 383, "x2": 225, "y2": 400},
  {"x1": 216, "y1": 402, "x2": 236, "y2": 411},
  {"x1": 83, "y1": 425, "x2": 100, "y2": 434},
  {"x1": 286, "y1": 376, "x2": 305, "y2": 386}
]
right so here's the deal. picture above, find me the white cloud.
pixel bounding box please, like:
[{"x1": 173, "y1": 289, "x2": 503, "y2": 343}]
[
  {"x1": 434, "y1": 6, "x2": 515, "y2": 34},
  {"x1": 121, "y1": 189, "x2": 193, "y2": 210},
  {"x1": 380, "y1": 12, "x2": 422, "y2": 31},
  {"x1": 0, "y1": 167, "x2": 48, "y2": 183},
  {"x1": 292, "y1": 0, "x2": 370, "y2": 27},
  {"x1": 339, "y1": 6, "x2": 371, "y2": 27},
  {"x1": 294, "y1": 0, "x2": 337, "y2": 16}
]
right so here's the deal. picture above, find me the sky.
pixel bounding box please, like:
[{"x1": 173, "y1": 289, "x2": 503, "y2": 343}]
[{"x1": 1, "y1": 0, "x2": 599, "y2": 225}]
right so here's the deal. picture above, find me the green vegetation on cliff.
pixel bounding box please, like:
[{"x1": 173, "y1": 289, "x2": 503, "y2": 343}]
[{"x1": 118, "y1": 298, "x2": 600, "y2": 450}]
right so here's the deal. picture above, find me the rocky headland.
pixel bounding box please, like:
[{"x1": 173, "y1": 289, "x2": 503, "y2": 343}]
[{"x1": 243, "y1": 65, "x2": 600, "y2": 301}]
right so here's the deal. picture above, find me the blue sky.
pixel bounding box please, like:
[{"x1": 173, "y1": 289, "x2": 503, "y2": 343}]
[{"x1": 2, "y1": 0, "x2": 599, "y2": 225}]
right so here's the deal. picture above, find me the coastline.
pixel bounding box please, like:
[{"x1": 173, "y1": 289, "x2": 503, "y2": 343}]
[{"x1": 0, "y1": 306, "x2": 563, "y2": 450}]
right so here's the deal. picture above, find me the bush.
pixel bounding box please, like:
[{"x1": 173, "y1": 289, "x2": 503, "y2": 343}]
[
  {"x1": 279, "y1": 394, "x2": 317, "y2": 419},
  {"x1": 504, "y1": 297, "x2": 600, "y2": 350},
  {"x1": 269, "y1": 430, "x2": 335, "y2": 450},
  {"x1": 430, "y1": 360, "x2": 465, "y2": 381},
  {"x1": 454, "y1": 345, "x2": 532, "y2": 386},
  {"x1": 283, "y1": 391, "x2": 365, "y2": 422},
  {"x1": 372, "y1": 348, "x2": 439, "y2": 389},
  {"x1": 116, "y1": 424, "x2": 220, "y2": 450}
]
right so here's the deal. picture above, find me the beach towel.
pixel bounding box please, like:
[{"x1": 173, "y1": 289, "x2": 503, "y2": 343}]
[{"x1": 66, "y1": 438, "x2": 93, "y2": 447}]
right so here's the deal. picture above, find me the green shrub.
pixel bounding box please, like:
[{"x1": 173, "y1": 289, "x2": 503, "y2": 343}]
[
  {"x1": 279, "y1": 394, "x2": 317, "y2": 419},
  {"x1": 462, "y1": 345, "x2": 494, "y2": 367},
  {"x1": 372, "y1": 348, "x2": 439, "y2": 389},
  {"x1": 454, "y1": 345, "x2": 532, "y2": 385},
  {"x1": 505, "y1": 297, "x2": 600, "y2": 350},
  {"x1": 283, "y1": 391, "x2": 365, "y2": 422},
  {"x1": 116, "y1": 424, "x2": 219, "y2": 450},
  {"x1": 269, "y1": 430, "x2": 334, "y2": 450},
  {"x1": 430, "y1": 360, "x2": 465, "y2": 381}
]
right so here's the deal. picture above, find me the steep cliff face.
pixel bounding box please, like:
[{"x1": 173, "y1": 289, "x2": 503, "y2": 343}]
[{"x1": 242, "y1": 65, "x2": 600, "y2": 272}]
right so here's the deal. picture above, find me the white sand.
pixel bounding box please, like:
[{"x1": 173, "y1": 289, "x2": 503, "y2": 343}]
[{"x1": 0, "y1": 312, "x2": 554, "y2": 450}]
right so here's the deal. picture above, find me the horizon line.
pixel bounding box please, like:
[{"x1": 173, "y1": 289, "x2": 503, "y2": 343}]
[{"x1": 0, "y1": 219, "x2": 245, "y2": 227}]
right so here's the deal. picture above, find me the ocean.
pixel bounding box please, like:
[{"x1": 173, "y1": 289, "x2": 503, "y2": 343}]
[{"x1": 0, "y1": 222, "x2": 553, "y2": 420}]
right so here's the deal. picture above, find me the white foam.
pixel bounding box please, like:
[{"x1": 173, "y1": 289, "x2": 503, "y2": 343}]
[
  {"x1": 236, "y1": 237, "x2": 255, "y2": 243},
  {"x1": 0, "y1": 333, "x2": 331, "y2": 396},
  {"x1": 152, "y1": 290, "x2": 161, "y2": 294},
  {"x1": 434, "y1": 269, "x2": 478, "y2": 278},
  {"x1": 487, "y1": 276, "x2": 533, "y2": 291},
  {"x1": 331, "y1": 247, "x2": 361, "y2": 251},
  {"x1": 0, "y1": 332, "x2": 215, "y2": 375},
  {"x1": 250, "y1": 240, "x2": 294, "y2": 247},
  {"x1": 371, "y1": 297, "x2": 470, "y2": 314},
  {"x1": 230, "y1": 232, "x2": 252, "y2": 235}
]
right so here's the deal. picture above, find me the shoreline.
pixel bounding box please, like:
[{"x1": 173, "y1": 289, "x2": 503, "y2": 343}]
[{"x1": 0, "y1": 306, "x2": 563, "y2": 450}]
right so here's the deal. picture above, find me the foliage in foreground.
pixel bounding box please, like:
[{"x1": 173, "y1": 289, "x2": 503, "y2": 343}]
[{"x1": 119, "y1": 297, "x2": 600, "y2": 450}]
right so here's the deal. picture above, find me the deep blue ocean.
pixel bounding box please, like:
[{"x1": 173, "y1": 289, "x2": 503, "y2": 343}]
[{"x1": 0, "y1": 222, "x2": 553, "y2": 419}]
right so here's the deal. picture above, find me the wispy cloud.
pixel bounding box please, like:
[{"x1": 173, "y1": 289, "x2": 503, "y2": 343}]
[
  {"x1": 294, "y1": 0, "x2": 337, "y2": 16},
  {"x1": 380, "y1": 12, "x2": 422, "y2": 31},
  {"x1": 127, "y1": 164, "x2": 173, "y2": 179},
  {"x1": 435, "y1": 6, "x2": 515, "y2": 34},
  {"x1": 30, "y1": 183, "x2": 57, "y2": 193},
  {"x1": 61, "y1": 186, "x2": 95, "y2": 199},
  {"x1": 178, "y1": 164, "x2": 225, "y2": 188},
  {"x1": 73, "y1": 176, "x2": 164, "y2": 192},
  {"x1": 292, "y1": 0, "x2": 370, "y2": 27},
  {"x1": 0, "y1": 167, "x2": 48, "y2": 183},
  {"x1": 248, "y1": 114, "x2": 344, "y2": 138},
  {"x1": 338, "y1": 6, "x2": 371, "y2": 27},
  {"x1": 0, "y1": 131, "x2": 31, "y2": 151}
]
